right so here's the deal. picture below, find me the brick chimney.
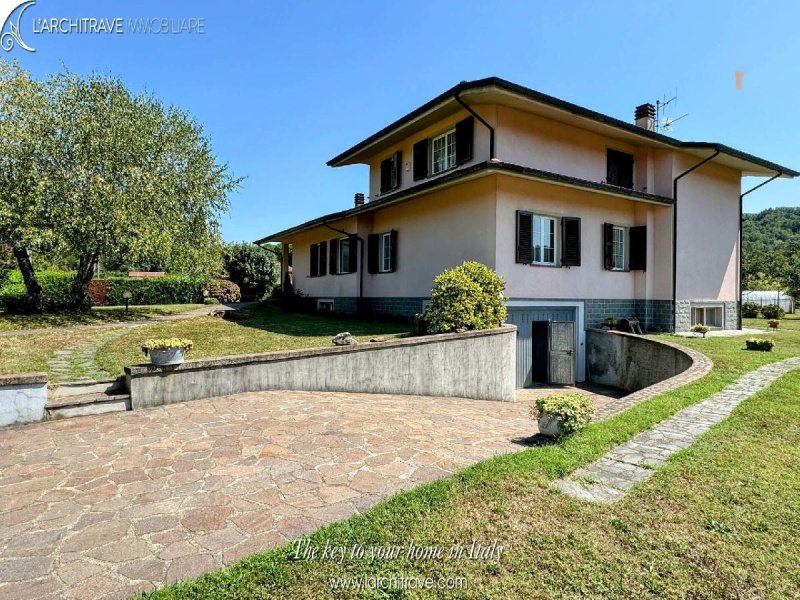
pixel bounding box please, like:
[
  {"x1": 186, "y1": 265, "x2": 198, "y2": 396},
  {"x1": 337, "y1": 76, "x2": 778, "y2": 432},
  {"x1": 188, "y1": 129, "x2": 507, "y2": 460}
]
[
  {"x1": 354, "y1": 193, "x2": 365, "y2": 207},
  {"x1": 635, "y1": 103, "x2": 656, "y2": 131}
]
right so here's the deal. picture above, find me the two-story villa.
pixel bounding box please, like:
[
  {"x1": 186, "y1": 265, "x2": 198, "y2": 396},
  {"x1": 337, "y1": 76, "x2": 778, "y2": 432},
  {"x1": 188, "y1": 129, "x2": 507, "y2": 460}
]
[{"x1": 257, "y1": 77, "x2": 796, "y2": 388}]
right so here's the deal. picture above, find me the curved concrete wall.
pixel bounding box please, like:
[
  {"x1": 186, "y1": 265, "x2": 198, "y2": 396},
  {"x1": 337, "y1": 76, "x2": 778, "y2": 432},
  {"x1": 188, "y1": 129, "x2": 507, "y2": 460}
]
[
  {"x1": 125, "y1": 326, "x2": 517, "y2": 408},
  {"x1": 586, "y1": 329, "x2": 705, "y2": 392}
]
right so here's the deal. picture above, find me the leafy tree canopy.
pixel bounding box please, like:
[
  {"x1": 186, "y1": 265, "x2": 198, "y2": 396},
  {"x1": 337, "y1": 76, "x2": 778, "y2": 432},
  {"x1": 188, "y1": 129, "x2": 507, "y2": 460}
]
[
  {"x1": 743, "y1": 207, "x2": 800, "y2": 298},
  {"x1": 0, "y1": 59, "x2": 241, "y2": 309}
]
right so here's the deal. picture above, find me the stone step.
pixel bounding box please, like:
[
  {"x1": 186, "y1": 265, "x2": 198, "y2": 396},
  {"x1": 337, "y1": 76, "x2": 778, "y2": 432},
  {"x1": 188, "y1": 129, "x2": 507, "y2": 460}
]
[
  {"x1": 49, "y1": 378, "x2": 126, "y2": 399},
  {"x1": 45, "y1": 393, "x2": 131, "y2": 420}
]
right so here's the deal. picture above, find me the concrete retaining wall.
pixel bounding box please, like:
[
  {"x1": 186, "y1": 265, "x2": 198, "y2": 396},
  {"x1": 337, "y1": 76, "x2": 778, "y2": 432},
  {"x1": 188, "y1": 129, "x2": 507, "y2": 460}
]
[
  {"x1": 586, "y1": 329, "x2": 694, "y2": 392},
  {"x1": 0, "y1": 373, "x2": 48, "y2": 427},
  {"x1": 125, "y1": 325, "x2": 517, "y2": 408}
]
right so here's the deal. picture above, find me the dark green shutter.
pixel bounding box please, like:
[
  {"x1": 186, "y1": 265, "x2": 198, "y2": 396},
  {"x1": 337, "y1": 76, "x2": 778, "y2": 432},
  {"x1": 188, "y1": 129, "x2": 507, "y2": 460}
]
[
  {"x1": 367, "y1": 234, "x2": 379, "y2": 274},
  {"x1": 348, "y1": 235, "x2": 358, "y2": 273},
  {"x1": 310, "y1": 243, "x2": 319, "y2": 277},
  {"x1": 380, "y1": 158, "x2": 392, "y2": 193},
  {"x1": 318, "y1": 241, "x2": 327, "y2": 276},
  {"x1": 603, "y1": 223, "x2": 614, "y2": 270},
  {"x1": 629, "y1": 226, "x2": 647, "y2": 270},
  {"x1": 516, "y1": 211, "x2": 533, "y2": 264},
  {"x1": 391, "y1": 151, "x2": 402, "y2": 190},
  {"x1": 329, "y1": 238, "x2": 338, "y2": 275},
  {"x1": 455, "y1": 117, "x2": 474, "y2": 164},
  {"x1": 561, "y1": 217, "x2": 581, "y2": 267},
  {"x1": 413, "y1": 139, "x2": 428, "y2": 180},
  {"x1": 389, "y1": 230, "x2": 398, "y2": 272}
]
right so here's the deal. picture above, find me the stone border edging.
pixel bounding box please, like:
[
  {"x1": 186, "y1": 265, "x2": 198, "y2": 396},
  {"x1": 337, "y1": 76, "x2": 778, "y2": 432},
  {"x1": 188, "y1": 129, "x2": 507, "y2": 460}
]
[{"x1": 591, "y1": 330, "x2": 713, "y2": 420}]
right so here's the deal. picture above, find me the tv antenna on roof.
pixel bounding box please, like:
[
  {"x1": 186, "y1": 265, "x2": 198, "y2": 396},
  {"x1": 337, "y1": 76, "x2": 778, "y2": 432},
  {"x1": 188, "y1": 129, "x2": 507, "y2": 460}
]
[{"x1": 655, "y1": 90, "x2": 689, "y2": 132}]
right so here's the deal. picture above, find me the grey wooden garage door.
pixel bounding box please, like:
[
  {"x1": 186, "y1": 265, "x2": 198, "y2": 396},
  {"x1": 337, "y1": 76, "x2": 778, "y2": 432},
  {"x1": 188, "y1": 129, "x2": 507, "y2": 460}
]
[{"x1": 507, "y1": 307, "x2": 577, "y2": 388}]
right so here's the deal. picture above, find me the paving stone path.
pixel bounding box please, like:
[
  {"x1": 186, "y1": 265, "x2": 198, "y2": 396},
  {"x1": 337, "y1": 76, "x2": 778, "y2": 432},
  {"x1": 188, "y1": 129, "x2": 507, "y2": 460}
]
[
  {"x1": 554, "y1": 356, "x2": 800, "y2": 502},
  {"x1": 0, "y1": 390, "x2": 537, "y2": 600},
  {"x1": 46, "y1": 328, "x2": 131, "y2": 383}
]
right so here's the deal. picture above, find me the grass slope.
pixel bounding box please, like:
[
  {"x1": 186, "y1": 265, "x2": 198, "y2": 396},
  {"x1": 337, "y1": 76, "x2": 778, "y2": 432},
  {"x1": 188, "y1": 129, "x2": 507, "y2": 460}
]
[
  {"x1": 96, "y1": 305, "x2": 410, "y2": 376},
  {"x1": 139, "y1": 325, "x2": 800, "y2": 599}
]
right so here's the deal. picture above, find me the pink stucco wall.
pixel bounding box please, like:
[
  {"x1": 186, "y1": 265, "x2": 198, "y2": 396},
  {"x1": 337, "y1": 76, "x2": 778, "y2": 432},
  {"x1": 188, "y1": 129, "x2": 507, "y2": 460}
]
[{"x1": 494, "y1": 175, "x2": 672, "y2": 300}]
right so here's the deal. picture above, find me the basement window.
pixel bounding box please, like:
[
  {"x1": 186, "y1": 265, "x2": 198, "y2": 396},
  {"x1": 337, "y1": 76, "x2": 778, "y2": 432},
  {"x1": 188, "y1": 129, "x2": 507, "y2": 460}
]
[
  {"x1": 317, "y1": 299, "x2": 334, "y2": 314},
  {"x1": 692, "y1": 305, "x2": 723, "y2": 329}
]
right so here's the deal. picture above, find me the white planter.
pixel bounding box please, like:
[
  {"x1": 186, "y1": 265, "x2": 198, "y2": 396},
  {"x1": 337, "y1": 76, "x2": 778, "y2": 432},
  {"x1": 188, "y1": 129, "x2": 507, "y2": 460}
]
[
  {"x1": 538, "y1": 413, "x2": 563, "y2": 438},
  {"x1": 147, "y1": 347, "x2": 187, "y2": 366}
]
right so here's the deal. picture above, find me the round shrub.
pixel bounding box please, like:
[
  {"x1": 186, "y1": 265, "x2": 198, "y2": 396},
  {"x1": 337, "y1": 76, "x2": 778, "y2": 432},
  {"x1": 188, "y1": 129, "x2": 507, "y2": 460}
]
[
  {"x1": 530, "y1": 393, "x2": 595, "y2": 436},
  {"x1": 223, "y1": 242, "x2": 280, "y2": 300},
  {"x1": 422, "y1": 261, "x2": 507, "y2": 334},
  {"x1": 741, "y1": 301, "x2": 760, "y2": 318},
  {"x1": 760, "y1": 304, "x2": 785, "y2": 320},
  {"x1": 207, "y1": 279, "x2": 241, "y2": 303}
]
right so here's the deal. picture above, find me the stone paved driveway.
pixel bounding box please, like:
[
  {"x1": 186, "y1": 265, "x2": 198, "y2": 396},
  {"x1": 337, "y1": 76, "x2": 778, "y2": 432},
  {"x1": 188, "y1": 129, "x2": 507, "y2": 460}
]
[{"x1": 0, "y1": 391, "x2": 535, "y2": 600}]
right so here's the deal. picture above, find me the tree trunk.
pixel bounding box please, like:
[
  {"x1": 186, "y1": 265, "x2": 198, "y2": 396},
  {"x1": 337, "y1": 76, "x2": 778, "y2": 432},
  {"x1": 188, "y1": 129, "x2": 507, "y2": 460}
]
[
  {"x1": 12, "y1": 246, "x2": 44, "y2": 312},
  {"x1": 71, "y1": 252, "x2": 99, "y2": 311}
]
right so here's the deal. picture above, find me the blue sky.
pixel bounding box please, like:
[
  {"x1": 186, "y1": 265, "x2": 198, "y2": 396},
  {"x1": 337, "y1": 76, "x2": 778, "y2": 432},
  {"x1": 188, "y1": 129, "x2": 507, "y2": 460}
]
[{"x1": 7, "y1": 0, "x2": 799, "y2": 242}]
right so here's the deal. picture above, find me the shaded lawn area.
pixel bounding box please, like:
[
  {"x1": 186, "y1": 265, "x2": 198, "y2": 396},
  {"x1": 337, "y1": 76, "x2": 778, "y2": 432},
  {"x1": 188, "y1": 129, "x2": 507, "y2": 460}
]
[
  {"x1": 0, "y1": 304, "x2": 204, "y2": 331},
  {"x1": 140, "y1": 330, "x2": 800, "y2": 599},
  {"x1": 96, "y1": 305, "x2": 410, "y2": 376}
]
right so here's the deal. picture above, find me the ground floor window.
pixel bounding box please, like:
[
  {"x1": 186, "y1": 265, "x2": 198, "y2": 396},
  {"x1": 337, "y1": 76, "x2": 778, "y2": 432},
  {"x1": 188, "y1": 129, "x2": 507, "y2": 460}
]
[
  {"x1": 692, "y1": 305, "x2": 723, "y2": 328},
  {"x1": 612, "y1": 225, "x2": 626, "y2": 270},
  {"x1": 532, "y1": 214, "x2": 556, "y2": 265}
]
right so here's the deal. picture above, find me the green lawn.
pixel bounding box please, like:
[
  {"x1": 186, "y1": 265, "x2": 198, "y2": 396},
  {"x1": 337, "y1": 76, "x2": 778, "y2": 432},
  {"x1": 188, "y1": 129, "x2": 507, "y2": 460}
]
[
  {"x1": 0, "y1": 329, "x2": 103, "y2": 376},
  {"x1": 139, "y1": 324, "x2": 800, "y2": 599},
  {"x1": 95, "y1": 305, "x2": 410, "y2": 376},
  {"x1": 0, "y1": 304, "x2": 204, "y2": 331}
]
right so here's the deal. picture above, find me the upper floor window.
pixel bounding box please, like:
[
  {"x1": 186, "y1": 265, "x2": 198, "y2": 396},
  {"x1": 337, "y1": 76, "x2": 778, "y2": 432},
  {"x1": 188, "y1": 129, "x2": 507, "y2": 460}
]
[
  {"x1": 606, "y1": 149, "x2": 634, "y2": 188},
  {"x1": 431, "y1": 129, "x2": 457, "y2": 175},
  {"x1": 380, "y1": 151, "x2": 402, "y2": 193},
  {"x1": 412, "y1": 116, "x2": 474, "y2": 181}
]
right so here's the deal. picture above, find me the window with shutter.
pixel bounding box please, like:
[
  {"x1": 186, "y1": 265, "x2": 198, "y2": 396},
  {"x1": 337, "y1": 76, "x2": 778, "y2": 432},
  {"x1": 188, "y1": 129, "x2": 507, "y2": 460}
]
[
  {"x1": 347, "y1": 235, "x2": 358, "y2": 273},
  {"x1": 380, "y1": 158, "x2": 392, "y2": 193},
  {"x1": 561, "y1": 217, "x2": 581, "y2": 267},
  {"x1": 455, "y1": 117, "x2": 474, "y2": 164},
  {"x1": 431, "y1": 129, "x2": 456, "y2": 174},
  {"x1": 629, "y1": 226, "x2": 647, "y2": 271},
  {"x1": 413, "y1": 139, "x2": 428, "y2": 180},
  {"x1": 607, "y1": 149, "x2": 634, "y2": 188},
  {"x1": 516, "y1": 211, "x2": 533, "y2": 264},
  {"x1": 318, "y1": 241, "x2": 327, "y2": 276}
]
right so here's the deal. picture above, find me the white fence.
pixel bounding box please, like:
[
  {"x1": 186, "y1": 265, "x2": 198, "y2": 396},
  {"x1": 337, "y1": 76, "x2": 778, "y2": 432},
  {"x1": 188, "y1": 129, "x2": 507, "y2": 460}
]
[{"x1": 742, "y1": 291, "x2": 795, "y2": 314}]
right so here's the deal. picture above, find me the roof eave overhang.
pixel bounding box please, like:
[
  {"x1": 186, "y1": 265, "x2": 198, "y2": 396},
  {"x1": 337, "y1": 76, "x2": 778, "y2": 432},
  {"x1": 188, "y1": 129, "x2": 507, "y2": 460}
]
[{"x1": 256, "y1": 162, "x2": 673, "y2": 243}]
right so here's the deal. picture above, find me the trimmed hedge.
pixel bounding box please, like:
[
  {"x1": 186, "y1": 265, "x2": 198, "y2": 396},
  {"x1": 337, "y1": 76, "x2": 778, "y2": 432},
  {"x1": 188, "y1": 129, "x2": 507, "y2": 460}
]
[
  {"x1": 0, "y1": 270, "x2": 74, "y2": 313},
  {"x1": 0, "y1": 271, "x2": 207, "y2": 313},
  {"x1": 104, "y1": 276, "x2": 206, "y2": 306}
]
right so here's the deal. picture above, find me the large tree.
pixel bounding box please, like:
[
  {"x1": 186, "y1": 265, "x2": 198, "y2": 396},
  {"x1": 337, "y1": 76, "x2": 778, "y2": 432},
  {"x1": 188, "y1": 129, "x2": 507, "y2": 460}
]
[
  {"x1": 0, "y1": 60, "x2": 59, "y2": 309},
  {"x1": 0, "y1": 60, "x2": 240, "y2": 309}
]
